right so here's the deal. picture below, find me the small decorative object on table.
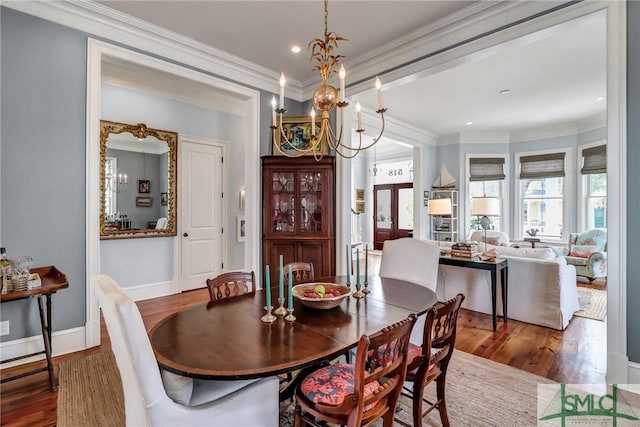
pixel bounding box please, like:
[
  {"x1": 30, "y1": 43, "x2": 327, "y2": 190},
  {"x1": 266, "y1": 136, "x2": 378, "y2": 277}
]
[
  {"x1": 292, "y1": 283, "x2": 351, "y2": 309},
  {"x1": 261, "y1": 265, "x2": 276, "y2": 323},
  {"x1": 526, "y1": 228, "x2": 539, "y2": 237},
  {"x1": 362, "y1": 244, "x2": 371, "y2": 294}
]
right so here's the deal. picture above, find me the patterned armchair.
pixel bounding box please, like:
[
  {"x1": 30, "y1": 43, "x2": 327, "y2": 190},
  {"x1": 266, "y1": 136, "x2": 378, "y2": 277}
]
[{"x1": 565, "y1": 229, "x2": 607, "y2": 282}]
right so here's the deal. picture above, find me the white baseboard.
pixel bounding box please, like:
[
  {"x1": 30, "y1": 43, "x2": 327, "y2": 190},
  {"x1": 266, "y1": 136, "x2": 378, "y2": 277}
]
[
  {"x1": 125, "y1": 280, "x2": 174, "y2": 302},
  {"x1": 0, "y1": 326, "x2": 87, "y2": 368},
  {"x1": 629, "y1": 361, "x2": 640, "y2": 384}
]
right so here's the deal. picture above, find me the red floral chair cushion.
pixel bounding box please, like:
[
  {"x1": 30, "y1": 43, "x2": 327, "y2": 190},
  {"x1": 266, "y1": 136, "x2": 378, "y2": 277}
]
[{"x1": 300, "y1": 363, "x2": 380, "y2": 410}]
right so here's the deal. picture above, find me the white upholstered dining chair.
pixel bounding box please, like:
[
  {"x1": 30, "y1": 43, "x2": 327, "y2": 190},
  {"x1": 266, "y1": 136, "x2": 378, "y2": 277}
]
[
  {"x1": 379, "y1": 238, "x2": 441, "y2": 344},
  {"x1": 93, "y1": 275, "x2": 279, "y2": 427}
]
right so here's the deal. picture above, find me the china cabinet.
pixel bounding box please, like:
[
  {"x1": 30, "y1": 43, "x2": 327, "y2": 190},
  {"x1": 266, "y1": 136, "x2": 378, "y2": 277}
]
[{"x1": 262, "y1": 156, "x2": 335, "y2": 284}]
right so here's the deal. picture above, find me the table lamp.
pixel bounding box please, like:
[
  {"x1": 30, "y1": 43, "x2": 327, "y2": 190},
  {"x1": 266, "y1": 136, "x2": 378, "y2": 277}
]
[
  {"x1": 428, "y1": 198, "x2": 452, "y2": 238},
  {"x1": 471, "y1": 197, "x2": 500, "y2": 247}
]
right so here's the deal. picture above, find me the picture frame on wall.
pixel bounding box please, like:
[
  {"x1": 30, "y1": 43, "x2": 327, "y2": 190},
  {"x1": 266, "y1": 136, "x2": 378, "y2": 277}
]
[
  {"x1": 237, "y1": 216, "x2": 246, "y2": 243},
  {"x1": 424, "y1": 190, "x2": 429, "y2": 199},
  {"x1": 138, "y1": 179, "x2": 150, "y2": 194},
  {"x1": 136, "y1": 196, "x2": 153, "y2": 208},
  {"x1": 160, "y1": 192, "x2": 168, "y2": 206},
  {"x1": 273, "y1": 115, "x2": 325, "y2": 156}
]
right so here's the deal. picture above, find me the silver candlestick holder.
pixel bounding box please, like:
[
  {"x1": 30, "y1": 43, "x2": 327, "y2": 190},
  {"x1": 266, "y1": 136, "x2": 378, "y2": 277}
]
[
  {"x1": 260, "y1": 306, "x2": 276, "y2": 323},
  {"x1": 274, "y1": 298, "x2": 287, "y2": 316},
  {"x1": 284, "y1": 307, "x2": 296, "y2": 322},
  {"x1": 352, "y1": 281, "x2": 365, "y2": 299},
  {"x1": 362, "y1": 279, "x2": 371, "y2": 294}
]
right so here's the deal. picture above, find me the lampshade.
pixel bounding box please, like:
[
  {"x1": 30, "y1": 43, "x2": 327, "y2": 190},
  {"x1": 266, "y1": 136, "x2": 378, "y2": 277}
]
[
  {"x1": 427, "y1": 198, "x2": 452, "y2": 216},
  {"x1": 471, "y1": 197, "x2": 500, "y2": 216}
]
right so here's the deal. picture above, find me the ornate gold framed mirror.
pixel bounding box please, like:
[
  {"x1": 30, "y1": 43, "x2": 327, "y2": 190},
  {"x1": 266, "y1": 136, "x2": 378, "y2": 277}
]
[{"x1": 100, "y1": 120, "x2": 177, "y2": 239}]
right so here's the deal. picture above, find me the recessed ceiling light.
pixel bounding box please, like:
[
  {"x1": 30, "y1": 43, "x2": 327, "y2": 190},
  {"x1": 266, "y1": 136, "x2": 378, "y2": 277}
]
[
  {"x1": 291, "y1": 46, "x2": 301, "y2": 54},
  {"x1": 596, "y1": 96, "x2": 605, "y2": 101},
  {"x1": 499, "y1": 89, "x2": 510, "y2": 95},
  {"x1": 466, "y1": 121, "x2": 473, "y2": 126}
]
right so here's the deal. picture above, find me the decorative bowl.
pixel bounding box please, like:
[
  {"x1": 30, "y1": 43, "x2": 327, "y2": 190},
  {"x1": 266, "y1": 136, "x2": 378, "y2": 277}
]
[{"x1": 292, "y1": 283, "x2": 351, "y2": 310}]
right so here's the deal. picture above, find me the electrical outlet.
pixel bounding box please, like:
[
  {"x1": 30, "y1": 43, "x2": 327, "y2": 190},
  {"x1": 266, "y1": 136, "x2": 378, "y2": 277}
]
[{"x1": 0, "y1": 320, "x2": 9, "y2": 336}]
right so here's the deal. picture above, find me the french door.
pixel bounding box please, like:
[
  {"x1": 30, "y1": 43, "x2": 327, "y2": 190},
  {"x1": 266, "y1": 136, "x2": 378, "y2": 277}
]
[{"x1": 373, "y1": 183, "x2": 413, "y2": 250}]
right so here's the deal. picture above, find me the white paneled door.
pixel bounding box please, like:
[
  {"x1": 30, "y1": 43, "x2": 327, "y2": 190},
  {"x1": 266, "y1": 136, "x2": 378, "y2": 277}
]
[{"x1": 181, "y1": 140, "x2": 224, "y2": 291}]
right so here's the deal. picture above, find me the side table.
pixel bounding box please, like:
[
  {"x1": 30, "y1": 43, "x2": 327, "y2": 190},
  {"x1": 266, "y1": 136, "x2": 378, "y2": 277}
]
[
  {"x1": 439, "y1": 256, "x2": 508, "y2": 331},
  {"x1": 0, "y1": 266, "x2": 68, "y2": 390}
]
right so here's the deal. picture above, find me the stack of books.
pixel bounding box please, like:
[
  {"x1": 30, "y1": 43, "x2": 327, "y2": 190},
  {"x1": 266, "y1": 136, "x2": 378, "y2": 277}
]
[{"x1": 450, "y1": 242, "x2": 478, "y2": 259}]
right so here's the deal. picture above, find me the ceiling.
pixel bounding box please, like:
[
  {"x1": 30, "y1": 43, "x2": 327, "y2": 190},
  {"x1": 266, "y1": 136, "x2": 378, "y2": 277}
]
[{"x1": 95, "y1": 1, "x2": 606, "y2": 148}]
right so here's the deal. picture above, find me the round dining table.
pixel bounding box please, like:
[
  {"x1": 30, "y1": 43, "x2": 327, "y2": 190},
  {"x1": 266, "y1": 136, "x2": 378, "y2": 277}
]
[{"x1": 149, "y1": 275, "x2": 437, "y2": 384}]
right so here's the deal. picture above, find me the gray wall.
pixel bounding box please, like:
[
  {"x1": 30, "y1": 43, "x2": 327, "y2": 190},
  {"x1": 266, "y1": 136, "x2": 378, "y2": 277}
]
[
  {"x1": 1, "y1": 9, "x2": 87, "y2": 338},
  {"x1": 627, "y1": 0, "x2": 640, "y2": 363},
  {"x1": 1, "y1": 4, "x2": 638, "y2": 368}
]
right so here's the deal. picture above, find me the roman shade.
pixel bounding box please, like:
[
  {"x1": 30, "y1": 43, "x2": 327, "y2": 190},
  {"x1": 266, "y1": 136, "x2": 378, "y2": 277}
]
[
  {"x1": 580, "y1": 145, "x2": 606, "y2": 174},
  {"x1": 469, "y1": 157, "x2": 506, "y2": 181},
  {"x1": 519, "y1": 153, "x2": 565, "y2": 179}
]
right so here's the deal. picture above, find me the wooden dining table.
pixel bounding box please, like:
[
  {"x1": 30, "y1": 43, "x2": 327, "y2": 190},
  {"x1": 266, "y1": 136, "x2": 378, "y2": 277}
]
[{"x1": 149, "y1": 275, "x2": 437, "y2": 391}]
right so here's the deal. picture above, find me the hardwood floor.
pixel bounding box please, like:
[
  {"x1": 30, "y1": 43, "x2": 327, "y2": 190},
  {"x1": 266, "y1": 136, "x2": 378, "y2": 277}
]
[{"x1": 0, "y1": 255, "x2": 606, "y2": 426}]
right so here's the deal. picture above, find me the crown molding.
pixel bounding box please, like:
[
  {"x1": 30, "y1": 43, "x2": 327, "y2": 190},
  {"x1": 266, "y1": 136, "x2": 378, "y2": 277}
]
[
  {"x1": 2, "y1": 0, "x2": 290, "y2": 96},
  {"x1": 460, "y1": 132, "x2": 511, "y2": 145},
  {"x1": 344, "y1": 1, "x2": 608, "y2": 100}
]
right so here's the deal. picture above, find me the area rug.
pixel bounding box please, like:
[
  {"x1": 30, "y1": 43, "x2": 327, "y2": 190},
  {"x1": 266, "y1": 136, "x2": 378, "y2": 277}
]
[
  {"x1": 59, "y1": 350, "x2": 555, "y2": 427},
  {"x1": 57, "y1": 351, "x2": 125, "y2": 427},
  {"x1": 575, "y1": 287, "x2": 607, "y2": 321},
  {"x1": 280, "y1": 350, "x2": 555, "y2": 426}
]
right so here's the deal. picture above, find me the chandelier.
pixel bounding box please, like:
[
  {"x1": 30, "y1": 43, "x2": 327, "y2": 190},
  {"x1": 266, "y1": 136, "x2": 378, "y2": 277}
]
[{"x1": 271, "y1": 0, "x2": 387, "y2": 159}]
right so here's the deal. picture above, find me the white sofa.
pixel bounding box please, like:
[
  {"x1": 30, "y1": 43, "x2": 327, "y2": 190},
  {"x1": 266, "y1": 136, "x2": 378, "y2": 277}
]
[{"x1": 429, "y1": 242, "x2": 579, "y2": 330}]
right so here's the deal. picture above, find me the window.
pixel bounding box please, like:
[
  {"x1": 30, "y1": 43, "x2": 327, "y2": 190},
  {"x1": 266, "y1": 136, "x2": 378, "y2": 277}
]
[
  {"x1": 519, "y1": 152, "x2": 565, "y2": 240},
  {"x1": 580, "y1": 144, "x2": 607, "y2": 229},
  {"x1": 468, "y1": 157, "x2": 505, "y2": 232},
  {"x1": 585, "y1": 173, "x2": 607, "y2": 229}
]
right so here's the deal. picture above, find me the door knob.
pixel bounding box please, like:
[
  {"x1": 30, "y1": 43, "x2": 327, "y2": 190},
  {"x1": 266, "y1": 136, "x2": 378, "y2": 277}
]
[{"x1": 183, "y1": 232, "x2": 189, "y2": 237}]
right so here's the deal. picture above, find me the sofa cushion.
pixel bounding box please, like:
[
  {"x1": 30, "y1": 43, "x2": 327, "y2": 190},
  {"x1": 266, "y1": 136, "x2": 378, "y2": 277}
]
[
  {"x1": 569, "y1": 245, "x2": 599, "y2": 258},
  {"x1": 495, "y1": 246, "x2": 556, "y2": 260},
  {"x1": 551, "y1": 246, "x2": 570, "y2": 257}
]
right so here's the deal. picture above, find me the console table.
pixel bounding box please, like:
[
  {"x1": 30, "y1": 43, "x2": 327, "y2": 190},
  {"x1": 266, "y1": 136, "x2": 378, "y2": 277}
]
[
  {"x1": 439, "y1": 256, "x2": 508, "y2": 331},
  {"x1": 0, "y1": 266, "x2": 68, "y2": 390}
]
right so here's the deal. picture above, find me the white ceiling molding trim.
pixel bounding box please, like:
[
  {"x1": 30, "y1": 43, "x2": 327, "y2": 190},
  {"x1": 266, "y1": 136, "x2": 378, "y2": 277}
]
[
  {"x1": 3, "y1": 0, "x2": 293, "y2": 98},
  {"x1": 510, "y1": 123, "x2": 580, "y2": 143},
  {"x1": 459, "y1": 132, "x2": 510, "y2": 145},
  {"x1": 346, "y1": 1, "x2": 609, "y2": 99},
  {"x1": 356, "y1": 105, "x2": 436, "y2": 148}
]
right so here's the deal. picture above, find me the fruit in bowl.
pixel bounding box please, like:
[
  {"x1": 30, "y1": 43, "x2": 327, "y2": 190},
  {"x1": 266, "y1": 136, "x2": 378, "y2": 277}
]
[{"x1": 293, "y1": 283, "x2": 351, "y2": 309}]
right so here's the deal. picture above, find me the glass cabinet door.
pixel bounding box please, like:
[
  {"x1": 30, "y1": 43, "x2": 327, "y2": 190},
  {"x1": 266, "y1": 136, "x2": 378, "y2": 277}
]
[
  {"x1": 299, "y1": 170, "x2": 324, "y2": 233},
  {"x1": 270, "y1": 171, "x2": 295, "y2": 232}
]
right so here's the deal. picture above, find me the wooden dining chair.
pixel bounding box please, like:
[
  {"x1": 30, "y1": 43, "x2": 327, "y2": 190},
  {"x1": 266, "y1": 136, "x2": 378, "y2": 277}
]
[
  {"x1": 206, "y1": 271, "x2": 255, "y2": 302},
  {"x1": 283, "y1": 261, "x2": 315, "y2": 284},
  {"x1": 294, "y1": 314, "x2": 417, "y2": 427},
  {"x1": 396, "y1": 293, "x2": 465, "y2": 427}
]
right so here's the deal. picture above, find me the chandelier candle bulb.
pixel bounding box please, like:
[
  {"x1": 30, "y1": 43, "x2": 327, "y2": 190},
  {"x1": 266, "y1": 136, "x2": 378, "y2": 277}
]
[
  {"x1": 279, "y1": 73, "x2": 286, "y2": 109},
  {"x1": 356, "y1": 102, "x2": 362, "y2": 129},
  {"x1": 279, "y1": 255, "x2": 284, "y2": 300},
  {"x1": 375, "y1": 77, "x2": 383, "y2": 110},
  {"x1": 271, "y1": 96, "x2": 277, "y2": 126},
  {"x1": 265, "y1": 265, "x2": 271, "y2": 308},
  {"x1": 339, "y1": 65, "x2": 346, "y2": 101}
]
